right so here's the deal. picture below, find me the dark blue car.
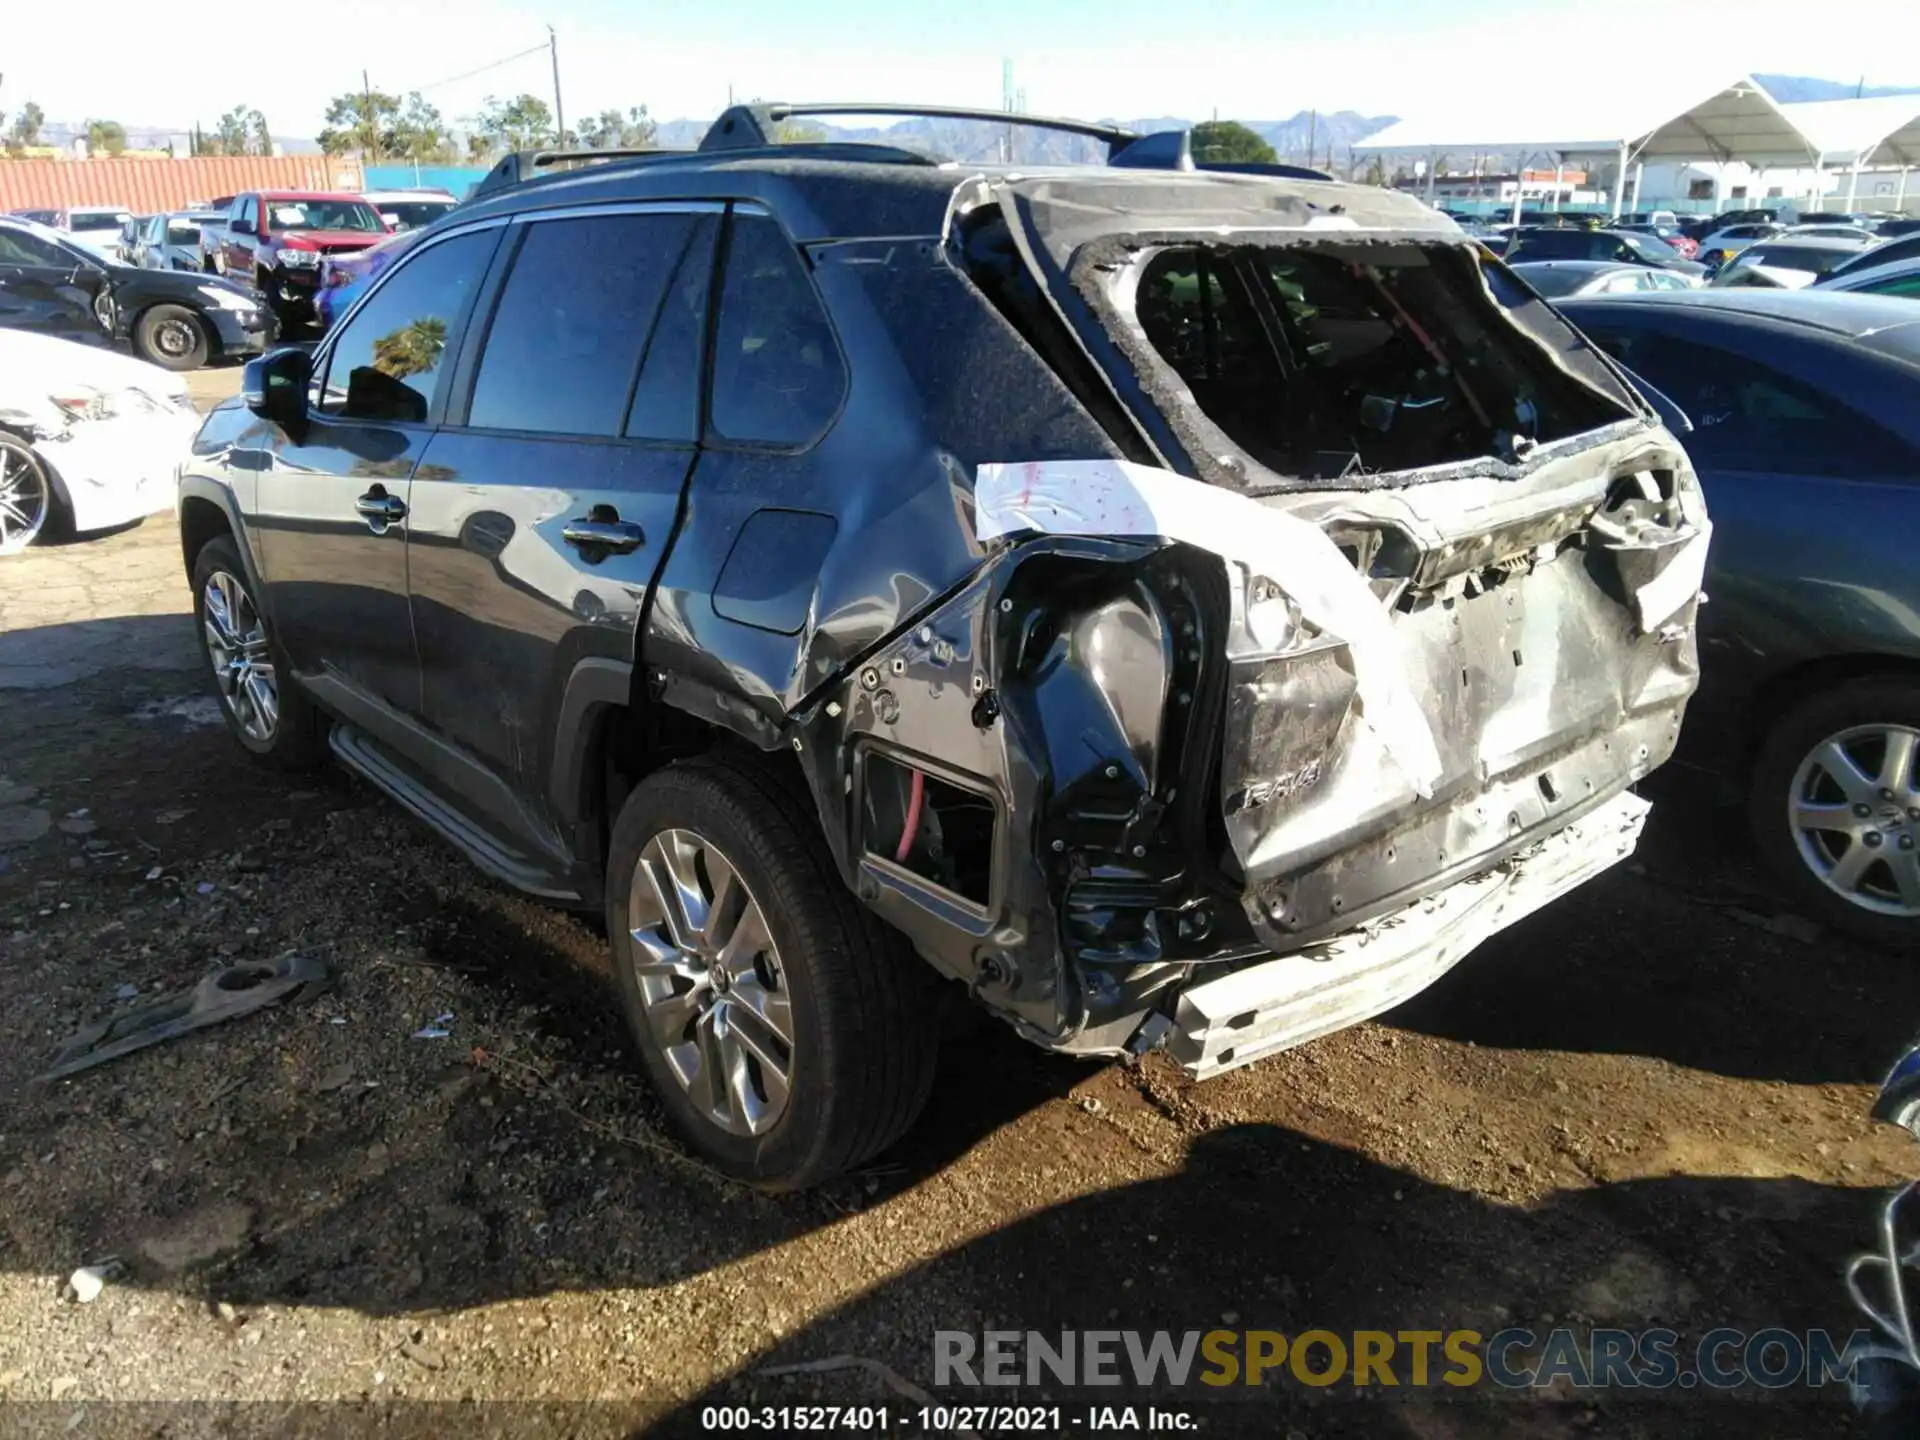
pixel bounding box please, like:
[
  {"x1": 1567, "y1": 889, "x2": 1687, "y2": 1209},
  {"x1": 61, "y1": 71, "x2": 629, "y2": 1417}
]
[{"x1": 1562, "y1": 290, "x2": 1920, "y2": 947}]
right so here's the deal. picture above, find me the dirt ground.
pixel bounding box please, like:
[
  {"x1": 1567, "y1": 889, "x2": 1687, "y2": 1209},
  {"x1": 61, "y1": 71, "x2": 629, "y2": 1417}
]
[{"x1": 1, "y1": 369, "x2": 1917, "y2": 1438}]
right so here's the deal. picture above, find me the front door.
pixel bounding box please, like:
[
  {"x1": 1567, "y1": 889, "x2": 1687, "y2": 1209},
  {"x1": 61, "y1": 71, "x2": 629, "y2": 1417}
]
[
  {"x1": 252, "y1": 225, "x2": 500, "y2": 721},
  {"x1": 0, "y1": 227, "x2": 101, "y2": 342},
  {"x1": 405, "y1": 206, "x2": 718, "y2": 849}
]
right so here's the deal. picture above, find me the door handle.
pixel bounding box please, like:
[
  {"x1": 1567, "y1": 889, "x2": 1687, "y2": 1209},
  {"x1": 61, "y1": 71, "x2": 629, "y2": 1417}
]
[
  {"x1": 354, "y1": 486, "x2": 406, "y2": 534},
  {"x1": 562, "y1": 516, "x2": 645, "y2": 555}
]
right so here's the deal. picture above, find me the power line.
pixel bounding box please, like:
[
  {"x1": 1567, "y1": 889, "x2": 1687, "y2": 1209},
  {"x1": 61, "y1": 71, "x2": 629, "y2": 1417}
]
[{"x1": 413, "y1": 43, "x2": 551, "y2": 96}]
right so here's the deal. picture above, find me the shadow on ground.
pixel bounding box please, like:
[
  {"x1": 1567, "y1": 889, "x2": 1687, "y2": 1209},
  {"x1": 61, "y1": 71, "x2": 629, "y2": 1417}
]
[{"x1": 651, "y1": 1121, "x2": 1886, "y2": 1438}]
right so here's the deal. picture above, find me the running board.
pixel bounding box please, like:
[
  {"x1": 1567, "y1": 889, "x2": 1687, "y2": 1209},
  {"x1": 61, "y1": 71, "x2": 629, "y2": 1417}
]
[{"x1": 329, "y1": 724, "x2": 582, "y2": 902}]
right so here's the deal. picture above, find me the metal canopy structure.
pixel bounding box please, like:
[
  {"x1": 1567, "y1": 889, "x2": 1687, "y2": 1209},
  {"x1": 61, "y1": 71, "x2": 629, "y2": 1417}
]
[
  {"x1": 1353, "y1": 76, "x2": 1833, "y2": 218},
  {"x1": 1780, "y1": 96, "x2": 1920, "y2": 207},
  {"x1": 1631, "y1": 79, "x2": 1820, "y2": 166}
]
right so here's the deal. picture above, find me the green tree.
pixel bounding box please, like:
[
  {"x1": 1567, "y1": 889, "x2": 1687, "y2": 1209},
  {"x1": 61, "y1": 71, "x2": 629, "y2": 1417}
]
[
  {"x1": 472, "y1": 93, "x2": 556, "y2": 153},
  {"x1": 249, "y1": 110, "x2": 272, "y2": 156},
  {"x1": 1190, "y1": 120, "x2": 1275, "y2": 165},
  {"x1": 317, "y1": 89, "x2": 402, "y2": 158},
  {"x1": 392, "y1": 93, "x2": 453, "y2": 164},
  {"x1": 6, "y1": 101, "x2": 46, "y2": 154},
  {"x1": 1365, "y1": 156, "x2": 1387, "y2": 187},
  {"x1": 83, "y1": 119, "x2": 128, "y2": 156},
  {"x1": 577, "y1": 105, "x2": 657, "y2": 150},
  {"x1": 372, "y1": 316, "x2": 448, "y2": 380}
]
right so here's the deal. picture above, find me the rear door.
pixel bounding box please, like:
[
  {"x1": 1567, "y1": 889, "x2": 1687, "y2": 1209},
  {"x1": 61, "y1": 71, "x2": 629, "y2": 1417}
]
[
  {"x1": 252, "y1": 223, "x2": 501, "y2": 718},
  {"x1": 404, "y1": 203, "x2": 719, "y2": 852}
]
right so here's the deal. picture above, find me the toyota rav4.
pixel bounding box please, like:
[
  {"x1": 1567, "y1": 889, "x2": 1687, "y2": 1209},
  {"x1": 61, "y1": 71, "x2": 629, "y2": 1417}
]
[{"x1": 176, "y1": 104, "x2": 1709, "y2": 1189}]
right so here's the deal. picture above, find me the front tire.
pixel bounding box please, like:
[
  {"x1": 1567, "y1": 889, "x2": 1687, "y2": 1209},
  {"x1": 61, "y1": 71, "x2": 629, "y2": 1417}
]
[
  {"x1": 190, "y1": 535, "x2": 324, "y2": 767},
  {"x1": 606, "y1": 754, "x2": 940, "y2": 1189},
  {"x1": 1749, "y1": 678, "x2": 1920, "y2": 949},
  {"x1": 134, "y1": 304, "x2": 211, "y2": 371},
  {"x1": 0, "y1": 435, "x2": 60, "y2": 555}
]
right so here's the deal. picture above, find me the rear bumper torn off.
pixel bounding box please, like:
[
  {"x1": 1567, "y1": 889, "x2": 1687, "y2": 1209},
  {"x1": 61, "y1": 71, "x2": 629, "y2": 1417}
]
[{"x1": 1168, "y1": 790, "x2": 1649, "y2": 1079}]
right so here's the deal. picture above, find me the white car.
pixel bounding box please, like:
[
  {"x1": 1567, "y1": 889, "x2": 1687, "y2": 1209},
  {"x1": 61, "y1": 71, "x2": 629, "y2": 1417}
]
[
  {"x1": 61, "y1": 206, "x2": 135, "y2": 261},
  {"x1": 0, "y1": 330, "x2": 200, "y2": 553},
  {"x1": 360, "y1": 188, "x2": 458, "y2": 233},
  {"x1": 1786, "y1": 224, "x2": 1880, "y2": 243}
]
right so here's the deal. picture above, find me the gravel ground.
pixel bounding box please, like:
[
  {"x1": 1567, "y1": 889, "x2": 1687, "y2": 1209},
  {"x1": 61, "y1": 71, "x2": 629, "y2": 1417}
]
[{"x1": 1, "y1": 374, "x2": 1916, "y2": 1438}]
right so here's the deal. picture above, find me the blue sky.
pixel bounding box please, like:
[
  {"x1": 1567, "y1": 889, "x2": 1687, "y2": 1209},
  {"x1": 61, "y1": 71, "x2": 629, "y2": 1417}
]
[{"x1": 12, "y1": 0, "x2": 1918, "y2": 138}]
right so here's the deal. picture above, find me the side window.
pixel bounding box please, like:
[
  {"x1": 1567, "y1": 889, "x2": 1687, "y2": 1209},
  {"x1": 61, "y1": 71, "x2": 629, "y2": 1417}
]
[
  {"x1": 708, "y1": 213, "x2": 847, "y2": 447},
  {"x1": 0, "y1": 230, "x2": 70, "y2": 267},
  {"x1": 627, "y1": 215, "x2": 718, "y2": 442},
  {"x1": 1607, "y1": 333, "x2": 1913, "y2": 476},
  {"x1": 318, "y1": 229, "x2": 494, "y2": 424},
  {"x1": 1861, "y1": 274, "x2": 1920, "y2": 299},
  {"x1": 466, "y1": 212, "x2": 695, "y2": 437}
]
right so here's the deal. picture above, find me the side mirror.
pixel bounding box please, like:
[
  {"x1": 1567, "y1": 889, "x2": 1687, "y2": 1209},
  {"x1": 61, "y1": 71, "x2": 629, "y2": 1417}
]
[{"x1": 243, "y1": 346, "x2": 312, "y2": 435}]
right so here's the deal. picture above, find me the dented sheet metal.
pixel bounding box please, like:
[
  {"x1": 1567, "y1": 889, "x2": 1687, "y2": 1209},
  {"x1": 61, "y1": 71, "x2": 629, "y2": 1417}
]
[{"x1": 975, "y1": 458, "x2": 1445, "y2": 797}]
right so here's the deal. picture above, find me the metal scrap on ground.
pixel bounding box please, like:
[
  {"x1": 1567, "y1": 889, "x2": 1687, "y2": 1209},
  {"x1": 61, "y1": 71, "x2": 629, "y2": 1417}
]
[{"x1": 34, "y1": 952, "x2": 329, "y2": 1082}]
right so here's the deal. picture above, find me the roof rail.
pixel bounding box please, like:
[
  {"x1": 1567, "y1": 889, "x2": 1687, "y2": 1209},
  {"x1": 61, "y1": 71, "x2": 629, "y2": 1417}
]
[
  {"x1": 700, "y1": 102, "x2": 1140, "y2": 160},
  {"x1": 466, "y1": 146, "x2": 694, "y2": 202}
]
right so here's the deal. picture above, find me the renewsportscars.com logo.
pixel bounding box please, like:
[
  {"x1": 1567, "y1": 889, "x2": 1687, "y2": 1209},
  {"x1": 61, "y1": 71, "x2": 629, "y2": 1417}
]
[{"x1": 935, "y1": 1327, "x2": 1875, "y2": 1391}]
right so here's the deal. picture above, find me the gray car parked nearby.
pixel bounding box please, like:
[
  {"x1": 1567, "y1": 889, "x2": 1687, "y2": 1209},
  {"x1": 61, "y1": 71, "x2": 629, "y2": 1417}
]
[{"x1": 131, "y1": 212, "x2": 228, "y2": 272}]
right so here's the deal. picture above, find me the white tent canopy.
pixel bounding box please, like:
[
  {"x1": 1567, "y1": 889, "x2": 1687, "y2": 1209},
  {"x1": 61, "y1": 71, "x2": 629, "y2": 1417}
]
[
  {"x1": 1631, "y1": 80, "x2": 1820, "y2": 167},
  {"x1": 1781, "y1": 96, "x2": 1920, "y2": 167},
  {"x1": 1352, "y1": 76, "x2": 1837, "y2": 216}
]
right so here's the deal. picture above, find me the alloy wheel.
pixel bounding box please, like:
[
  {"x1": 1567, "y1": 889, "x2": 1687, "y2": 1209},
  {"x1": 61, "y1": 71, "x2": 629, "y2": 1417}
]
[
  {"x1": 627, "y1": 828, "x2": 792, "y2": 1137},
  {"x1": 1789, "y1": 724, "x2": 1920, "y2": 916},
  {"x1": 0, "y1": 445, "x2": 50, "y2": 553},
  {"x1": 202, "y1": 570, "x2": 278, "y2": 742}
]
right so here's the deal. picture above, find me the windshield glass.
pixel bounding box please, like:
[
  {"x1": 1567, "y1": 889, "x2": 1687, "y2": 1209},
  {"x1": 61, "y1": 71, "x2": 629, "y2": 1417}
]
[
  {"x1": 1512, "y1": 265, "x2": 1600, "y2": 298},
  {"x1": 268, "y1": 199, "x2": 385, "y2": 233},
  {"x1": 377, "y1": 202, "x2": 455, "y2": 230},
  {"x1": 69, "y1": 213, "x2": 129, "y2": 233}
]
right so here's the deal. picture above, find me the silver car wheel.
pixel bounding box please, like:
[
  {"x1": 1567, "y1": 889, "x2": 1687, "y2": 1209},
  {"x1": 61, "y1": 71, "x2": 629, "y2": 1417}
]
[
  {"x1": 202, "y1": 569, "x2": 278, "y2": 742},
  {"x1": 627, "y1": 828, "x2": 792, "y2": 1137},
  {"x1": 0, "y1": 443, "x2": 50, "y2": 554},
  {"x1": 1789, "y1": 723, "x2": 1920, "y2": 917}
]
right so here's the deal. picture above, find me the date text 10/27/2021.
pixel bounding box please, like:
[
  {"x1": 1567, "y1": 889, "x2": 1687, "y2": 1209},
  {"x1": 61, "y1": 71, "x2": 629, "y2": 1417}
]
[{"x1": 699, "y1": 1406, "x2": 1196, "y2": 1432}]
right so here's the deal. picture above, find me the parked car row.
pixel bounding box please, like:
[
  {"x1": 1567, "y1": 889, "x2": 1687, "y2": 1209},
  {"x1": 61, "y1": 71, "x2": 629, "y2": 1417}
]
[
  {"x1": 3, "y1": 186, "x2": 459, "y2": 366},
  {"x1": 0, "y1": 215, "x2": 270, "y2": 370}
]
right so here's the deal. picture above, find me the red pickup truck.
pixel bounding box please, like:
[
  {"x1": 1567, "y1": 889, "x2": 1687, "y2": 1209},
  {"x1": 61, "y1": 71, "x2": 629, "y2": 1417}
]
[{"x1": 213, "y1": 191, "x2": 389, "y2": 329}]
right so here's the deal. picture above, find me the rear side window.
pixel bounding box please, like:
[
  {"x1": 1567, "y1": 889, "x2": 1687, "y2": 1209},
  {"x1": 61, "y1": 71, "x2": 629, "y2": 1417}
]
[
  {"x1": 1590, "y1": 330, "x2": 1913, "y2": 476},
  {"x1": 319, "y1": 229, "x2": 494, "y2": 424},
  {"x1": 467, "y1": 212, "x2": 696, "y2": 437},
  {"x1": 708, "y1": 214, "x2": 846, "y2": 447}
]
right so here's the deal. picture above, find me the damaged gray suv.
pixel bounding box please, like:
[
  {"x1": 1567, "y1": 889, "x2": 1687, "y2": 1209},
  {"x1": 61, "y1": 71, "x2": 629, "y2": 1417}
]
[{"x1": 176, "y1": 104, "x2": 1709, "y2": 1188}]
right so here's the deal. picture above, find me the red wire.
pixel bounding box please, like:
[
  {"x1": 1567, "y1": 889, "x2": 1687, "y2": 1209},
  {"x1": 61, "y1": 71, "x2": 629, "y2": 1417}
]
[{"x1": 895, "y1": 770, "x2": 925, "y2": 864}]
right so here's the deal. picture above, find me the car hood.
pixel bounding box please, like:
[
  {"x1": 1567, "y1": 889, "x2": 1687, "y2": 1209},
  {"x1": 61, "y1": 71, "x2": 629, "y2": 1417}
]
[
  {"x1": 0, "y1": 328, "x2": 192, "y2": 400},
  {"x1": 106, "y1": 265, "x2": 255, "y2": 304}
]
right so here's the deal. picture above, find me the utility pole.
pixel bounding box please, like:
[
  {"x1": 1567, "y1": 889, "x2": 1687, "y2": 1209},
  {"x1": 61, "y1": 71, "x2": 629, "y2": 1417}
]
[
  {"x1": 549, "y1": 26, "x2": 567, "y2": 145},
  {"x1": 362, "y1": 70, "x2": 381, "y2": 161},
  {"x1": 1307, "y1": 110, "x2": 1317, "y2": 170},
  {"x1": 1001, "y1": 58, "x2": 1015, "y2": 165}
]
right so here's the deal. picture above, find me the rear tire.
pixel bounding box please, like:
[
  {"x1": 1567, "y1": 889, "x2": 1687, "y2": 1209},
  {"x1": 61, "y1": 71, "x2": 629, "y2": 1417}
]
[
  {"x1": 1748, "y1": 678, "x2": 1920, "y2": 949},
  {"x1": 606, "y1": 753, "x2": 940, "y2": 1190},
  {"x1": 190, "y1": 535, "x2": 325, "y2": 768},
  {"x1": 134, "y1": 304, "x2": 211, "y2": 371}
]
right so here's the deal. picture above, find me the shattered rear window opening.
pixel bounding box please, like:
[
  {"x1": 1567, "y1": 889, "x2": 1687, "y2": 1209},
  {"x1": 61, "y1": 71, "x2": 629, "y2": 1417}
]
[{"x1": 1110, "y1": 240, "x2": 1632, "y2": 485}]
